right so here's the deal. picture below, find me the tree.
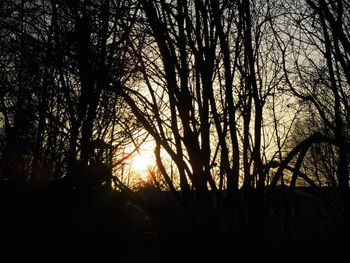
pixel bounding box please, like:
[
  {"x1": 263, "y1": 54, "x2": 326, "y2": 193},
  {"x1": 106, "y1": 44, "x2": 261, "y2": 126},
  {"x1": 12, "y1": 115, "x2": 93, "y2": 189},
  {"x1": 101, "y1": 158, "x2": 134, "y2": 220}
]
[
  {"x1": 272, "y1": 0, "x2": 350, "y2": 207},
  {"x1": 0, "y1": 0, "x2": 142, "y2": 190},
  {"x1": 112, "y1": 0, "x2": 302, "y2": 247}
]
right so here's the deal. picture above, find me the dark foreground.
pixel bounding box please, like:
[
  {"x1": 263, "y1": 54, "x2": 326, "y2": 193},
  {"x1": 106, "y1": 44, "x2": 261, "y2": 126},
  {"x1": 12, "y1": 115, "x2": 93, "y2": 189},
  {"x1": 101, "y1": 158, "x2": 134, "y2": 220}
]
[{"x1": 0, "y1": 182, "x2": 348, "y2": 262}]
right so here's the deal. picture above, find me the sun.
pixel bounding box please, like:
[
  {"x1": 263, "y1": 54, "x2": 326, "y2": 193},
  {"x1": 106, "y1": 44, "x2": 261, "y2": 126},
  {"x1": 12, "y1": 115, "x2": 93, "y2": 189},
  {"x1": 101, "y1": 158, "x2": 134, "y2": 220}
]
[
  {"x1": 133, "y1": 154, "x2": 152, "y2": 172},
  {"x1": 131, "y1": 151, "x2": 155, "y2": 181}
]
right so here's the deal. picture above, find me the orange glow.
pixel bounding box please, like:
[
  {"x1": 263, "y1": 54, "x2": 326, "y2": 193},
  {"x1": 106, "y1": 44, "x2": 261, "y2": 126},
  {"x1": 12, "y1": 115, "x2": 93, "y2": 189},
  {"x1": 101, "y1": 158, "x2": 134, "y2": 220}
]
[{"x1": 131, "y1": 150, "x2": 155, "y2": 181}]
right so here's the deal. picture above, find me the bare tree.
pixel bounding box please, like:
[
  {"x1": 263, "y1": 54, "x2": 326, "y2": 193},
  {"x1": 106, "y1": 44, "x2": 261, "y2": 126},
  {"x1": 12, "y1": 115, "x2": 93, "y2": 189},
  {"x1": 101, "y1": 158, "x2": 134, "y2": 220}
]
[
  {"x1": 0, "y1": 0, "x2": 142, "y2": 190},
  {"x1": 271, "y1": 0, "x2": 349, "y2": 206},
  {"x1": 112, "y1": 0, "x2": 302, "y2": 247}
]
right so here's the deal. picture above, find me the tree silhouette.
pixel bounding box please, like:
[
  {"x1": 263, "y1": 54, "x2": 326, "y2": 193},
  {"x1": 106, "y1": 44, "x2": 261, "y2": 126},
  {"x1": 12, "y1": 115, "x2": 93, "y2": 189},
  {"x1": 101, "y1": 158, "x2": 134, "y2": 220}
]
[
  {"x1": 0, "y1": 0, "x2": 349, "y2": 260},
  {"x1": 114, "y1": 0, "x2": 309, "y2": 248},
  {"x1": 271, "y1": 0, "x2": 350, "y2": 224}
]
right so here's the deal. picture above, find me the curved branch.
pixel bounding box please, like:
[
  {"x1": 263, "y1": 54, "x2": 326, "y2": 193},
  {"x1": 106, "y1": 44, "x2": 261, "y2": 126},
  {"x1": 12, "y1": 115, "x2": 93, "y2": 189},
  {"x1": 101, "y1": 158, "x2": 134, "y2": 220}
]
[
  {"x1": 290, "y1": 147, "x2": 309, "y2": 192},
  {"x1": 269, "y1": 132, "x2": 333, "y2": 189}
]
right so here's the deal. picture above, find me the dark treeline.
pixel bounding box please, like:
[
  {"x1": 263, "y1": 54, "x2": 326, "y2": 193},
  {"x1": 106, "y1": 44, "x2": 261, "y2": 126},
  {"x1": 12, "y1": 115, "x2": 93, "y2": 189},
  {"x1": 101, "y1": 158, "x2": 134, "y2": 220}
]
[{"x1": 0, "y1": 0, "x2": 349, "y2": 261}]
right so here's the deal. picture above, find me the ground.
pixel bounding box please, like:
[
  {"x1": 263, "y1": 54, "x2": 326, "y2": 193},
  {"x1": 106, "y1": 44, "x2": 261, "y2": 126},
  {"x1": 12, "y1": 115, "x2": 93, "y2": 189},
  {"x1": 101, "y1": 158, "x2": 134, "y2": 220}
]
[{"x1": 0, "y1": 182, "x2": 348, "y2": 262}]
